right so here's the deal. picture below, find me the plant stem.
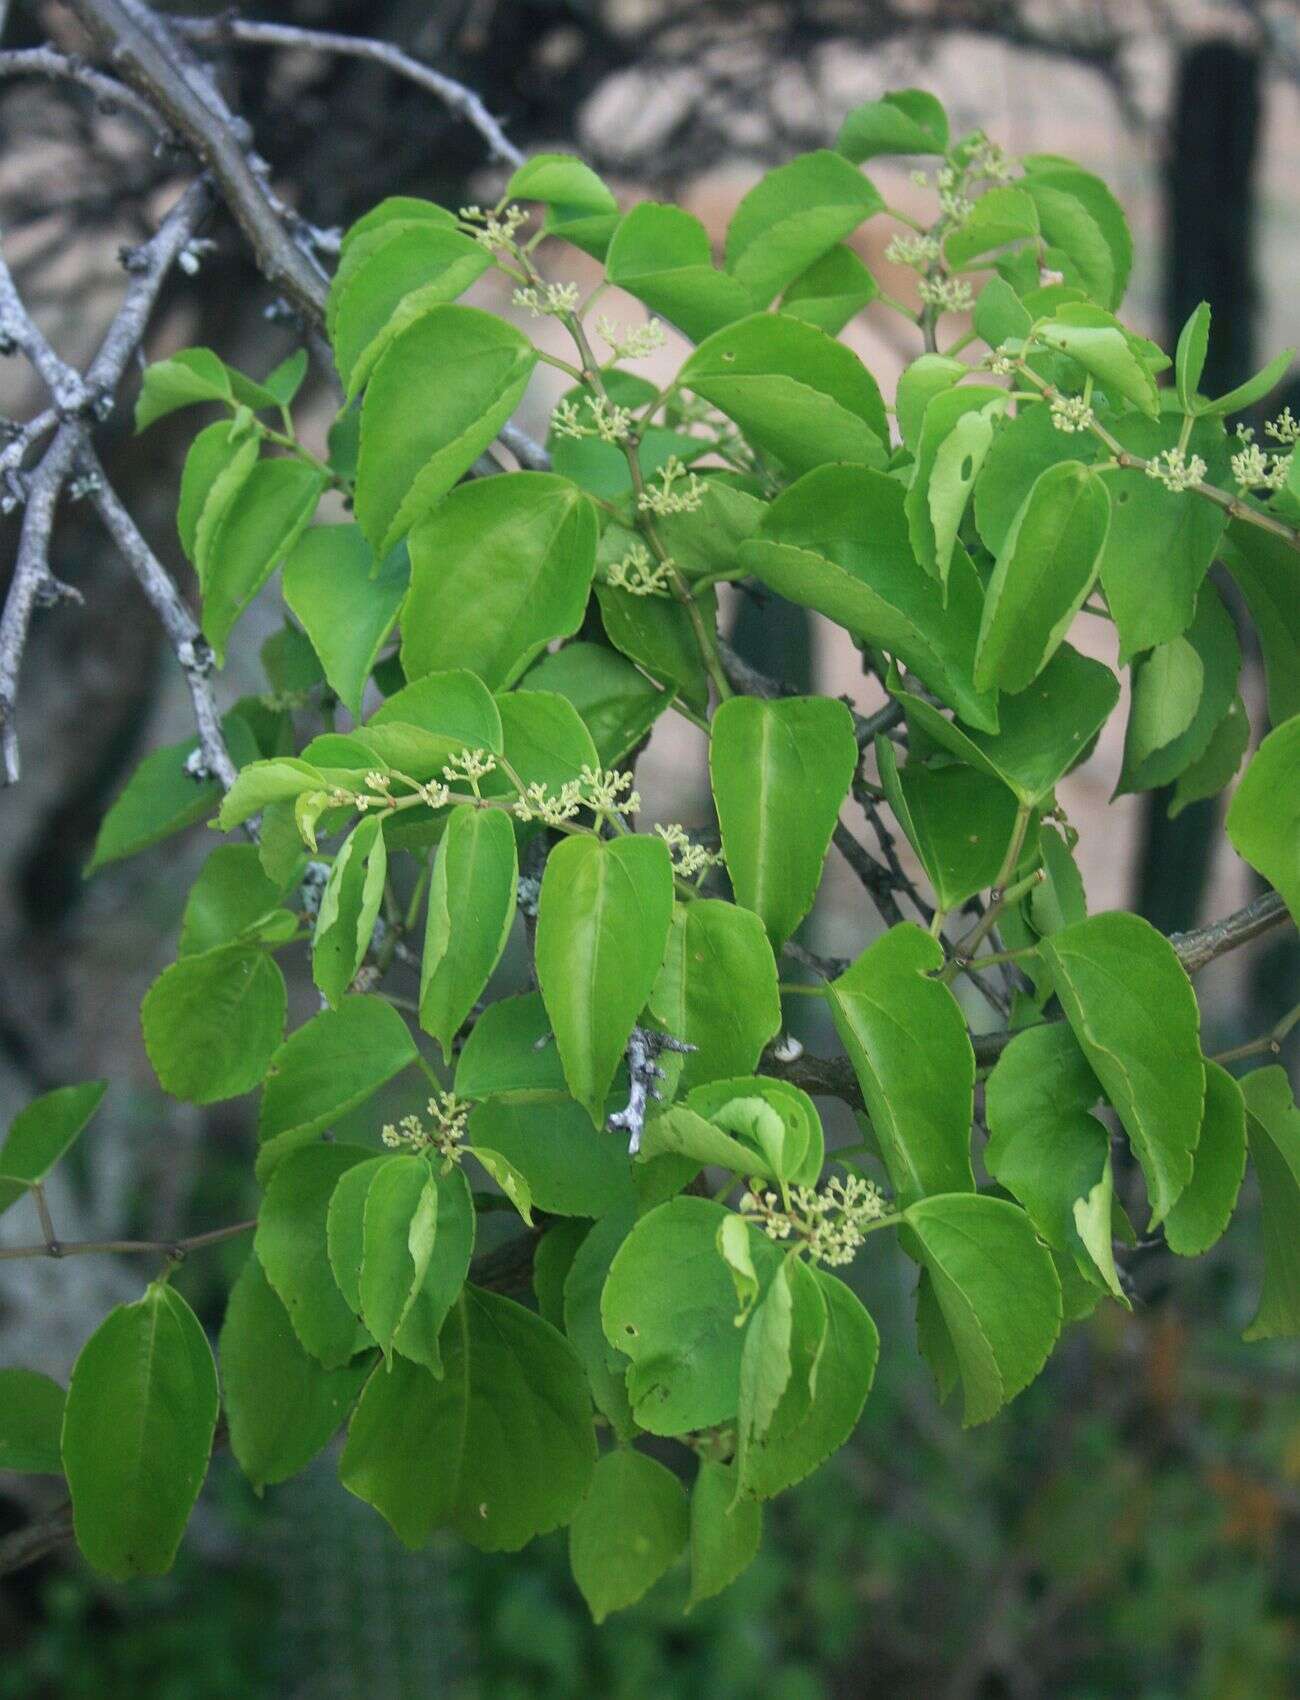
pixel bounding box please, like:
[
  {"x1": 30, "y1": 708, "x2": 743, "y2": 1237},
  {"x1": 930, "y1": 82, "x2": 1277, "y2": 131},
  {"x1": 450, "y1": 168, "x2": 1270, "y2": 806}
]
[{"x1": 0, "y1": 1219, "x2": 255, "y2": 1263}]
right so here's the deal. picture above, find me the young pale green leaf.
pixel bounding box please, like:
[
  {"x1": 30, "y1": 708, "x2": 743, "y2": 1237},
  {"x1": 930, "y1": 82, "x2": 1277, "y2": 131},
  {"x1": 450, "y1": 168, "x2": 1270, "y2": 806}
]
[
  {"x1": 738, "y1": 1267, "x2": 877, "y2": 1500},
  {"x1": 393, "y1": 1165, "x2": 476, "y2": 1374},
  {"x1": 361, "y1": 668, "x2": 503, "y2": 787},
  {"x1": 359, "y1": 1154, "x2": 439, "y2": 1359},
  {"x1": 257, "y1": 995, "x2": 416, "y2": 1159},
  {"x1": 649, "y1": 900, "x2": 781, "y2": 1089},
  {"x1": 569, "y1": 1449, "x2": 689, "y2": 1624},
  {"x1": 256, "y1": 1142, "x2": 376, "y2": 1366},
  {"x1": 973, "y1": 461, "x2": 1110, "y2": 693},
  {"x1": 0, "y1": 1370, "x2": 65, "y2": 1473},
  {"x1": 905, "y1": 386, "x2": 1007, "y2": 588},
  {"x1": 893, "y1": 355, "x2": 964, "y2": 453},
  {"x1": 1035, "y1": 316, "x2": 1158, "y2": 417},
  {"x1": 135, "y1": 348, "x2": 283, "y2": 431},
  {"x1": 564, "y1": 1206, "x2": 637, "y2": 1440},
  {"x1": 893, "y1": 641, "x2": 1119, "y2": 807},
  {"x1": 470, "y1": 1146, "x2": 535, "y2": 1226},
  {"x1": 214, "y1": 756, "x2": 334, "y2": 832},
  {"x1": 1222, "y1": 524, "x2": 1300, "y2": 726},
  {"x1": 779, "y1": 244, "x2": 878, "y2": 334},
  {"x1": 1241, "y1": 1067, "x2": 1300, "y2": 1339},
  {"x1": 836, "y1": 89, "x2": 948, "y2": 161},
  {"x1": 339, "y1": 1287, "x2": 596, "y2": 1550},
  {"x1": 219, "y1": 1255, "x2": 370, "y2": 1492},
  {"x1": 355, "y1": 305, "x2": 538, "y2": 554},
  {"x1": 944, "y1": 186, "x2": 1039, "y2": 269},
  {"x1": 605, "y1": 202, "x2": 755, "y2": 342},
  {"x1": 1175, "y1": 301, "x2": 1211, "y2": 411},
  {"x1": 141, "y1": 944, "x2": 286, "y2": 1104},
  {"x1": 535, "y1": 834, "x2": 675, "y2": 1126},
  {"x1": 178, "y1": 422, "x2": 252, "y2": 563},
  {"x1": 420, "y1": 806, "x2": 517, "y2": 1061},
  {"x1": 875, "y1": 741, "x2": 1019, "y2": 911},
  {"x1": 709, "y1": 695, "x2": 857, "y2": 952},
  {"x1": 467, "y1": 1097, "x2": 635, "y2": 1218},
  {"x1": 717, "y1": 1211, "x2": 761, "y2": 1321},
  {"x1": 403, "y1": 473, "x2": 597, "y2": 691},
  {"x1": 601, "y1": 1197, "x2": 779, "y2": 1435},
  {"x1": 1198, "y1": 347, "x2": 1295, "y2": 419},
  {"x1": 827, "y1": 924, "x2": 974, "y2": 1206},
  {"x1": 523, "y1": 641, "x2": 665, "y2": 766},
  {"x1": 1020, "y1": 164, "x2": 1131, "y2": 309},
  {"x1": 0, "y1": 1082, "x2": 106, "y2": 1217},
  {"x1": 1038, "y1": 912, "x2": 1205, "y2": 1223},
  {"x1": 1163, "y1": 1060, "x2": 1247, "y2": 1258},
  {"x1": 678, "y1": 314, "x2": 888, "y2": 477},
  {"x1": 734, "y1": 1257, "x2": 830, "y2": 1499},
  {"x1": 687, "y1": 1077, "x2": 825, "y2": 1189},
  {"x1": 62, "y1": 1283, "x2": 218, "y2": 1579},
  {"x1": 739, "y1": 465, "x2": 998, "y2": 733},
  {"x1": 723, "y1": 149, "x2": 883, "y2": 309},
  {"x1": 178, "y1": 844, "x2": 293, "y2": 957},
  {"x1": 687, "y1": 1460, "x2": 762, "y2": 1611},
  {"x1": 453, "y1": 991, "x2": 568, "y2": 1101},
  {"x1": 1226, "y1": 716, "x2": 1300, "y2": 930},
  {"x1": 313, "y1": 816, "x2": 387, "y2": 1008},
  {"x1": 1118, "y1": 586, "x2": 1240, "y2": 795},
  {"x1": 282, "y1": 525, "x2": 409, "y2": 719},
  {"x1": 200, "y1": 458, "x2": 326, "y2": 664},
  {"x1": 638, "y1": 1103, "x2": 773, "y2": 1183},
  {"x1": 904, "y1": 1194, "x2": 1062, "y2": 1426}
]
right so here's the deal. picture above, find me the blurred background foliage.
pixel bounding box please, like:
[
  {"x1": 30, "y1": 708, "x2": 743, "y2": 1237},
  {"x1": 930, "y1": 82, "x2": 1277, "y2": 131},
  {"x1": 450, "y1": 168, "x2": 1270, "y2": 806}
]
[{"x1": 1, "y1": 2, "x2": 1298, "y2": 1695}]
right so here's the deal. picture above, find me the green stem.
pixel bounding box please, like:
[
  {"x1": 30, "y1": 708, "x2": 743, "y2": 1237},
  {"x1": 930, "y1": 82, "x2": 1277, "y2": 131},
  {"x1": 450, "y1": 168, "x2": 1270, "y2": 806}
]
[{"x1": 940, "y1": 805, "x2": 1034, "y2": 981}]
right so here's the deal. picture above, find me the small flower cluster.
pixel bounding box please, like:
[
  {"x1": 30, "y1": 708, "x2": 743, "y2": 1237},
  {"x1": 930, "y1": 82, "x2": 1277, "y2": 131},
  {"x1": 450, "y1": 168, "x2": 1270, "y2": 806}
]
[
  {"x1": 513, "y1": 779, "x2": 583, "y2": 826},
  {"x1": 967, "y1": 133, "x2": 1016, "y2": 183},
  {"x1": 382, "y1": 1092, "x2": 469, "y2": 1165},
  {"x1": 934, "y1": 166, "x2": 973, "y2": 224},
  {"x1": 512, "y1": 280, "x2": 581, "y2": 318},
  {"x1": 595, "y1": 315, "x2": 666, "y2": 360},
  {"x1": 917, "y1": 276, "x2": 973, "y2": 314},
  {"x1": 1264, "y1": 406, "x2": 1300, "y2": 445},
  {"x1": 638, "y1": 455, "x2": 705, "y2": 516},
  {"x1": 511, "y1": 766, "x2": 641, "y2": 826},
  {"x1": 739, "y1": 1172, "x2": 890, "y2": 1267},
  {"x1": 551, "y1": 394, "x2": 636, "y2": 444},
  {"x1": 459, "y1": 202, "x2": 528, "y2": 253},
  {"x1": 884, "y1": 232, "x2": 941, "y2": 270},
  {"x1": 1145, "y1": 447, "x2": 1207, "y2": 494},
  {"x1": 986, "y1": 345, "x2": 1020, "y2": 377},
  {"x1": 443, "y1": 748, "x2": 497, "y2": 790},
  {"x1": 578, "y1": 763, "x2": 640, "y2": 816},
  {"x1": 655, "y1": 823, "x2": 723, "y2": 879},
  {"x1": 1230, "y1": 435, "x2": 1291, "y2": 492},
  {"x1": 1050, "y1": 393, "x2": 1095, "y2": 434},
  {"x1": 606, "y1": 540, "x2": 674, "y2": 597}
]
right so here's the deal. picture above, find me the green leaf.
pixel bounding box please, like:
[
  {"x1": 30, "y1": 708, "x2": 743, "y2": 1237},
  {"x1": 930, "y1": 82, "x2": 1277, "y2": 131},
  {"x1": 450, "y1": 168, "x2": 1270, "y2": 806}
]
[
  {"x1": 678, "y1": 314, "x2": 888, "y2": 477},
  {"x1": 973, "y1": 401, "x2": 1094, "y2": 558},
  {"x1": 523, "y1": 642, "x2": 665, "y2": 767},
  {"x1": 472, "y1": 1146, "x2": 535, "y2": 1226},
  {"x1": 827, "y1": 923, "x2": 974, "y2": 1206},
  {"x1": 1164, "y1": 1060, "x2": 1247, "y2": 1258},
  {"x1": 134, "y1": 348, "x2": 284, "y2": 432},
  {"x1": 62, "y1": 1283, "x2": 218, "y2": 1579},
  {"x1": 453, "y1": 991, "x2": 568, "y2": 1101},
  {"x1": 1125, "y1": 634, "x2": 1204, "y2": 764},
  {"x1": 1170, "y1": 694, "x2": 1250, "y2": 818},
  {"x1": 393, "y1": 1165, "x2": 476, "y2": 1374},
  {"x1": 178, "y1": 844, "x2": 293, "y2": 957},
  {"x1": 178, "y1": 421, "x2": 250, "y2": 563},
  {"x1": 734, "y1": 1258, "x2": 828, "y2": 1497},
  {"x1": 687, "y1": 1460, "x2": 762, "y2": 1610},
  {"x1": 1020, "y1": 164, "x2": 1132, "y2": 309},
  {"x1": 605, "y1": 203, "x2": 755, "y2": 342},
  {"x1": 468, "y1": 1096, "x2": 634, "y2": 1218},
  {"x1": 740, "y1": 465, "x2": 998, "y2": 733},
  {"x1": 649, "y1": 900, "x2": 781, "y2": 1089},
  {"x1": 214, "y1": 756, "x2": 336, "y2": 832},
  {"x1": 141, "y1": 944, "x2": 285, "y2": 1104},
  {"x1": 361, "y1": 668, "x2": 503, "y2": 785},
  {"x1": 984, "y1": 1024, "x2": 1123, "y2": 1297},
  {"x1": 507, "y1": 155, "x2": 618, "y2": 257},
  {"x1": 1198, "y1": 347, "x2": 1295, "y2": 419},
  {"x1": 359, "y1": 1154, "x2": 439, "y2": 1359},
  {"x1": 892, "y1": 642, "x2": 1119, "y2": 807},
  {"x1": 738, "y1": 1267, "x2": 878, "y2": 1499},
  {"x1": 1038, "y1": 912, "x2": 1205, "y2": 1223},
  {"x1": 974, "y1": 461, "x2": 1110, "y2": 693},
  {"x1": 404, "y1": 473, "x2": 597, "y2": 691},
  {"x1": 0, "y1": 1082, "x2": 106, "y2": 1217},
  {"x1": 536, "y1": 834, "x2": 675, "y2": 1126},
  {"x1": 313, "y1": 816, "x2": 387, "y2": 1008},
  {"x1": 1222, "y1": 523, "x2": 1300, "y2": 725},
  {"x1": 485, "y1": 691, "x2": 601, "y2": 810},
  {"x1": 219, "y1": 1255, "x2": 370, "y2": 1492},
  {"x1": 973, "y1": 277, "x2": 1032, "y2": 351},
  {"x1": 709, "y1": 695, "x2": 858, "y2": 952},
  {"x1": 1241, "y1": 1067, "x2": 1300, "y2": 1339},
  {"x1": 595, "y1": 582, "x2": 718, "y2": 715},
  {"x1": 906, "y1": 387, "x2": 1008, "y2": 590},
  {"x1": 420, "y1": 806, "x2": 517, "y2": 1061},
  {"x1": 533, "y1": 1218, "x2": 588, "y2": 1331},
  {"x1": 1035, "y1": 314, "x2": 1158, "y2": 417},
  {"x1": 1226, "y1": 715, "x2": 1300, "y2": 929},
  {"x1": 282, "y1": 525, "x2": 409, "y2": 720},
  {"x1": 564, "y1": 1206, "x2": 636, "y2": 1440},
  {"x1": 601, "y1": 1197, "x2": 780, "y2": 1435},
  {"x1": 944, "y1": 187, "x2": 1039, "y2": 269},
  {"x1": 1119, "y1": 586, "x2": 1240, "y2": 794},
  {"x1": 904, "y1": 1194, "x2": 1062, "y2": 1426},
  {"x1": 686, "y1": 1077, "x2": 824, "y2": 1188},
  {"x1": 780, "y1": 244, "x2": 878, "y2": 334},
  {"x1": 875, "y1": 741, "x2": 1019, "y2": 910},
  {"x1": 0, "y1": 1370, "x2": 65, "y2": 1473},
  {"x1": 639, "y1": 1103, "x2": 773, "y2": 1184},
  {"x1": 723, "y1": 150, "x2": 883, "y2": 309},
  {"x1": 569, "y1": 1449, "x2": 689, "y2": 1623},
  {"x1": 355, "y1": 305, "x2": 538, "y2": 553},
  {"x1": 894, "y1": 354, "x2": 965, "y2": 454},
  {"x1": 260, "y1": 623, "x2": 324, "y2": 696},
  {"x1": 256, "y1": 1142, "x2": 376, "y2": 1366},
  {"x1": 836, "y1": 89, "x2": 948, "y2": 161},
  {"x1": 201, "y1": 457, "x2": 326, "y2": 664},
  {"x1": 1175, "y1": 301, "x2": 1211, "y2": 411},
  {"x1": 339, "y1": 1288, "x2": 596, "y2": 1549}
]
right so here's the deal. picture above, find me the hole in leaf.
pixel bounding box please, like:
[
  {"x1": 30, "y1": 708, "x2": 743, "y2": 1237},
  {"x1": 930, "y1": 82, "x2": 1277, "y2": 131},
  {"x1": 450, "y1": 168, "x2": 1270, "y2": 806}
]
[{"x1": 960, "y1": 455, "x2": 974, "y2": 481}]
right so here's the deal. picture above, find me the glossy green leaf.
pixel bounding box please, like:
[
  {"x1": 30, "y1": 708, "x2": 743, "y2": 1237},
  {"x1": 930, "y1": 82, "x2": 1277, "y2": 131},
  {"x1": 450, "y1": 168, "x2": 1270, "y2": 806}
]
[
  {"x1": 780, "y1": 244, "x2": 878, "y2": 333},
  {"x1": 403, "y1": 473, "x2": 597, "y2": 691},
  {"x1": 1021, "y1": 164, "x2": 1132, "y2": 309},
  {"x1": 875, "y1": 741, "x2": 1019, "y2": 910},
  {"x1": 904, "y1": 1194, "x2": 1061, "y2": 1425},
  {"x1": 687, "y1": 1077, "x2": 824, "y2": 1189},
  {"x1": 605, "y1": 203, "x2": 754, "y2": 342},
  {"x1": 1241, "y1": 1067, "x2": 1300, "y2": 1339},
  {"x1": 1038, "y1": 912, "x2": 1205, "y2": 1223},
  {"x1": 709, "y1": 694, "x2": 857, "y2": 952},
  {"x1": 358, "y1": 1154, "x2": 439, "y2": 1358},
  {"x1": 1035, "y1": 315, "x2": 1158, "y2": 417},
  {"x1": 569, "y1": 1449, "x2": 688, "y2": 1623},
  {"x1": 355, "y1": 305, "x2": 538, "y2": 553},
  {"x1": 420, "y1": 806, "x2": 517, "y2": 1061},
  {"x1": 687, "y1": 1459, "x2": 762, "y2": 1610},
  {"x1": 201, "y1": 457, "x2": 325, "y2": 664},
  {"x1": 1226, "y1": 716, "x2": 1300, "y2": 929},
  {"x1": 141, "y1": 944, "x2": 286, "y2": 1104},
  {"x1": 827, "y1": 923, "x2": 975, "y2": 1206},
  {"x1": 282, "y1": 525, "x2": 409, "y2": 719},
  {"x1": 135, "y1": 348, "x2": 284, "y2": 431},
  {"x1": 536, "y1": 834, "x2": 675, "y2": 1126},
  {"x1": 596, "y1": 582, "x2": 717, "y2": 715},
  {"x1": 836, "y1": 89, "x2": 948, "y2": 161},
  {"x1": 1164, "y1": 1060, "x2": 1247, "y2": 1258},
  {"x1": 339, "y1": 1288, "x2": 596, "y2": 1549},
  {"x1": 723, "y1": 150, "x2": 883, "y2": 309},
  {"x1": 0, "y1": 1082, "x2": 106, "y2": 1217},
  {"x1": 313, "y1": 816, "x2": 387, "y2": 1008},
  {"x1": 905, "y1": 386, "x2": 1008, "y2": 589},
  {"x1": 649, "y1": 899, "x2": 781, "y2": 1088},
  {"x1": 0, "y1": 1370, "x2": 65, "y2": 1473},
  {"x1": 507, "y1": 154, "x2": 618, "y2": 253},
  {"x1": 894, "y1": 354, "x2": 965, "y2": 454},
  {"x1": 62, "y1": 1283, "x2": 218, "y2": 1579},
  {"x1": 468, "y1": 1096, "x2": 634, "y2": 1218},
  {"x1": 362, "y1": 668, "x2": 503, "y2": 784}
]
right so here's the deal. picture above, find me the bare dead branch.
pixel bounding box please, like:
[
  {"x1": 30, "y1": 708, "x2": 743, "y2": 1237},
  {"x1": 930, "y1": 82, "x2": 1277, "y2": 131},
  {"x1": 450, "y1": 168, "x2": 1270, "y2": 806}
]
[{"x1": 0, "y1": 43, "x2": 170, "y2": 135}]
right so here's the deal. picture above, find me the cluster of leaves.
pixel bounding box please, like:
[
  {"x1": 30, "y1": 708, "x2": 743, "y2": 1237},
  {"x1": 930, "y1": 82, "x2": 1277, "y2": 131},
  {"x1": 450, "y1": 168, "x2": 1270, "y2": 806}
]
[{"x1": 2, "y1": 88, "x2": 1299, "y2": 1622}]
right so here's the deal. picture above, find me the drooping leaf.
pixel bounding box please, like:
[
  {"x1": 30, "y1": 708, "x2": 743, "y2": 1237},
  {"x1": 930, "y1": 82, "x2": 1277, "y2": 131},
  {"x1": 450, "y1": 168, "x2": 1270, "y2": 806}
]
[
  {"x1": 1241, "y1": 1067, "x2": 1300, "y2": 1339},
  {"x1": 178, "y1": 844, "x2": 294, "y2": 957},
  {"x1": 356, "y1": 1154, "x2": 440, "y2": 1360},
  {"x1": 1226, "y1": 715, "x2": 1300, "y2": 929},
  {"x1": 1169, "y1": 694, "x2": 1250, "y2": 818},
  {"x1": 569, "y1": 1449, "x2": 689, "y2": 1623},
  {"x1": 282, "y1": 525, "x2": 409, "y2": 719},
  {"x1": 1163, "y1": 1061, "x2": 1247, "y2": 1258},
  {"x1": 649, "y1": 899, "x2": 782, "y2": 1088},
  {"x1": 420, "y1": 805, "x2": 517, "y2": 1061},
  {"x1": 1221, "y1": 523, "x2": 1300, "y2": 726},
  {"x1": 313, "y1": 816, "x2": 387, "y2": 1008},
  {"x1": 1118, "y1": 585, "x2": 1241, "y2": 795},
  {"x1": 905, "y1": 386, "x2": 1007, "y2": 589},
  {"x1": 687, "y1": 1460, "x2": 762, "y2": 1610},
  {"x1": 564, "y1": 1205, "x2": 637, "y2": 1440}
]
